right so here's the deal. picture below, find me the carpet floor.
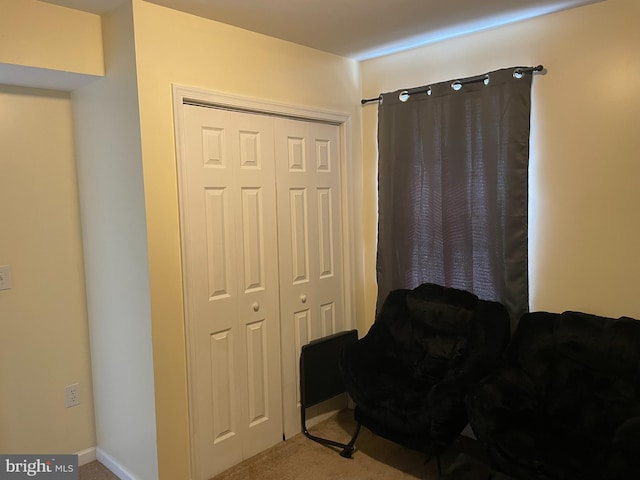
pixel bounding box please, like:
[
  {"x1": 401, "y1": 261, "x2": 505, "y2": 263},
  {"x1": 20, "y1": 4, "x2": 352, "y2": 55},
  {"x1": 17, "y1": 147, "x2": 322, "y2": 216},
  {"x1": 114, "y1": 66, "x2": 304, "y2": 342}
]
[
  {"x1": 212, "y1": 409, "x2": 487, "y2": 480},
  {"x1": 78, "y1": 460, "x2": 119, "y2": 480},
  {"x1": 78, "y1": 409, "x2": 489, "y2": 480}
]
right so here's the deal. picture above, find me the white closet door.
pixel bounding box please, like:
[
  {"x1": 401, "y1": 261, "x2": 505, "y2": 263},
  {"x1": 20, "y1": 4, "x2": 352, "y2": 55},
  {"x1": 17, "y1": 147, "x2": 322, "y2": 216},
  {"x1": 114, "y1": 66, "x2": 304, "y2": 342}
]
[
  {"x1": 182, "y1": 105, "x2": 283, "y2": 479},
  {"x1": 275, "y1": 118, "x2": 346, "y2": 439}
]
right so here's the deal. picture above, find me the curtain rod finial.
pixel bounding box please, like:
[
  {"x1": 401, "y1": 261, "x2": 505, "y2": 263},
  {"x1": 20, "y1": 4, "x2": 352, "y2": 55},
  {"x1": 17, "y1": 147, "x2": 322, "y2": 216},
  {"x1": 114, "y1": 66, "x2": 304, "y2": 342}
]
[{"x1": 361, "y1": 96, "x2": 381, "y2": 105}]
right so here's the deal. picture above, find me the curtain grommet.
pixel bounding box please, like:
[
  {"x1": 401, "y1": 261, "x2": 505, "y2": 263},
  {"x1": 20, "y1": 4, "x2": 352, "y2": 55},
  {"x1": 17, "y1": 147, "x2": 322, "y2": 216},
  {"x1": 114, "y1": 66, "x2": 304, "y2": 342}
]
[
  {"x1": 451, "y1": 81, "x2": 463, "y2": 91},
  {"x1": 399, "y1": 91, "x2": 410, "y2": 102}
]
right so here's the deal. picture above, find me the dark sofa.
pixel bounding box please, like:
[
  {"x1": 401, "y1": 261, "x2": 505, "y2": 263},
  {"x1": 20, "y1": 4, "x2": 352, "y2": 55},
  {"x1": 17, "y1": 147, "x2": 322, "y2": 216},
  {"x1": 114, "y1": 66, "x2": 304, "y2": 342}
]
[
  {"x1": 467, "y1": 310, "x2": 640, "y2": 480},
  {"x1": 340, "y1": 283, "x2": 511, "y2": 459}
]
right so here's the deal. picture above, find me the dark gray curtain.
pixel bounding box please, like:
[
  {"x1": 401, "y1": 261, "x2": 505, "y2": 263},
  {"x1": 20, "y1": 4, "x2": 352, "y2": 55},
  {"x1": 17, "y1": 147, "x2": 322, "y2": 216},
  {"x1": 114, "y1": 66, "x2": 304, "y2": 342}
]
[{"x1": 376, "y1": 67, "x2": 533, "y2": 325}]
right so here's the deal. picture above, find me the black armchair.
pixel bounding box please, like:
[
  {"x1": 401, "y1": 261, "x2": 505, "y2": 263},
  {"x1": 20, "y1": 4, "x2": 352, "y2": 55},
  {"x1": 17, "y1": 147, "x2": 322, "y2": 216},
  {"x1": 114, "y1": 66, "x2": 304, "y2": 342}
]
[
  {"x1": 339, "y1": 283, "x2": 511, "y2": 467},
  {"x1": 467, "y1": 311, "x2": 640, "y2": 480}
]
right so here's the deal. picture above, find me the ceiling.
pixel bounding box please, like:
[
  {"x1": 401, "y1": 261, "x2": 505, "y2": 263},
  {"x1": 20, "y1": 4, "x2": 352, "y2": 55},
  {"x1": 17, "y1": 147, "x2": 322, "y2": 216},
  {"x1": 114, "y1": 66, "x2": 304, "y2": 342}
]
[{"x1": 42, "y1": 0, "x2": 601, "y2": 60}]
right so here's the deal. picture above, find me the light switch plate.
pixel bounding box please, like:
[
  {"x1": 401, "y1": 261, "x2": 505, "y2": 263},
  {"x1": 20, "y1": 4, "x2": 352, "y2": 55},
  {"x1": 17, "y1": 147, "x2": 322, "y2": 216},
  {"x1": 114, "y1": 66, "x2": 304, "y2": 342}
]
[{"x1": 0, "y1": 265, "x2": 12, "y2": 290}]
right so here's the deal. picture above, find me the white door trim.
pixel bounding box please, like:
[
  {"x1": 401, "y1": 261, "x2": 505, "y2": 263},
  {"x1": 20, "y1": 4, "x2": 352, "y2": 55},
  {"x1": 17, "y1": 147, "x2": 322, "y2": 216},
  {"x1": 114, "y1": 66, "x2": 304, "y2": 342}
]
[
  {"x1": 172, "y1": 84, "x2": 357, "y2": 474},
  {"x1": 174, "y1": 85, "x2": 349, "y2": 125}
]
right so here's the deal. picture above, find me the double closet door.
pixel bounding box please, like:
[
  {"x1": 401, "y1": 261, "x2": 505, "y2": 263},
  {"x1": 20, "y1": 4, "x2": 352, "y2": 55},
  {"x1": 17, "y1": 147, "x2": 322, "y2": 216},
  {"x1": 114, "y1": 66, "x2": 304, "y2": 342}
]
[{"x1": 180, "y1": 104, "x2": 346, "y2": 480}]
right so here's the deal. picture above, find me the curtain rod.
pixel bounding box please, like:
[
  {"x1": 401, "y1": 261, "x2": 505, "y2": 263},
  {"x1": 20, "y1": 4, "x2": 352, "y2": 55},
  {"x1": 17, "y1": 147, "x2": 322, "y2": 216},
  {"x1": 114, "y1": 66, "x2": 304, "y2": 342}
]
[{"x1": 361, "y1": 65, "x2": 544, "y2": 105}]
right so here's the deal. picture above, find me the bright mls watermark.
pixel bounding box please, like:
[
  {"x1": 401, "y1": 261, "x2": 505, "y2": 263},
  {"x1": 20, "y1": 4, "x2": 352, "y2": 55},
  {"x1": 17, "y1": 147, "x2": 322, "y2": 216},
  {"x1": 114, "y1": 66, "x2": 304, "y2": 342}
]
[{"x1": 0, "y1": 455, "x2": 77, "y2": 480}]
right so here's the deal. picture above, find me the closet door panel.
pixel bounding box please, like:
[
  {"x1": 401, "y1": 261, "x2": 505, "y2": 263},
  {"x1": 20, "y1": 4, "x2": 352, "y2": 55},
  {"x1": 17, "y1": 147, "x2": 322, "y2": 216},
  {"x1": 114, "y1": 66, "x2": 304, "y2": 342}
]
[
  {"x1": 182, "y1": 105, "x2": 282, "y2": 479},
  {"x1": 275, "y1": 118, "x2": 345, "y2": 439},
  {"x1": 181, "y1": 104, "x2": 347, "y2": 477}
]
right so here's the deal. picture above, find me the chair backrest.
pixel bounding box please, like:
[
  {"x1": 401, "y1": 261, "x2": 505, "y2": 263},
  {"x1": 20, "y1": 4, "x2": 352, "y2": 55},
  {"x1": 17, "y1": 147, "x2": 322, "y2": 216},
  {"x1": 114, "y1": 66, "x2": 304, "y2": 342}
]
[
  {"x1": 300, "y1": 329, "x2": 358, "y2": 408},
  {"x1": 377, "y1": 283, "x2": 510, "y2": 382},
  {"x1": 509, "y1": 311, "x2": 640, "y2": 431},
  {"x1": 511, "y1": 311, "x2": 640, "y2": 375}
]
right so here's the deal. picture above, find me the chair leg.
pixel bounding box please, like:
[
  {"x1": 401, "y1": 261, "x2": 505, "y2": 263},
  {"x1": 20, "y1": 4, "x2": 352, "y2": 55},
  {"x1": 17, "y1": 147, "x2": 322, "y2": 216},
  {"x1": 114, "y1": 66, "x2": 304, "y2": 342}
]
[
  {"x1": 301, "y1": 406, "x2": 361, "y2": 458},
  {"x1": 339, "y1": 421, "x2": 361, "y2": 458}
]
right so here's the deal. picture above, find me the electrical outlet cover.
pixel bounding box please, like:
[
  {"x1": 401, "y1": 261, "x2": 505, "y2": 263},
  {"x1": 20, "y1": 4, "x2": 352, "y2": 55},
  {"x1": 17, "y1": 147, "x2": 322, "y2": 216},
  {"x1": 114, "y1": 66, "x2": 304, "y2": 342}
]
[
  {"x1": 65, "y1": 383, "x2": 80, "y2": 408},
  {"x1": 0, "y1": 265, "x2": 11, "y2": 290}
]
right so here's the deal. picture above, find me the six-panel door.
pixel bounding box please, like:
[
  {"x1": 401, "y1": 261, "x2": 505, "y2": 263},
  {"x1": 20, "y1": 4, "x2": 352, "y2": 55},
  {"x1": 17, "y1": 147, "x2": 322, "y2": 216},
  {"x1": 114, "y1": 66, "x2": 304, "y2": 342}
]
[
  {"x1": 181, "y1": 104, "x2": 345, "y2": 479},
  {"x1": 274, "y1": 117, "x2": 345, "y2": 439}
]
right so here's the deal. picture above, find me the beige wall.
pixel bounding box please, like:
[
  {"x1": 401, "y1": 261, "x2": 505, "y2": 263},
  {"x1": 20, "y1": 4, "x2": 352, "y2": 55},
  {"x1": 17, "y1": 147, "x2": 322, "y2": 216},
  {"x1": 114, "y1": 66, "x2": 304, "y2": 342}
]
[
  {"x1": 0, "y1": 85, "x2": 96, "y2": 454},
  {"x1": 130, "y1": 1, "x2": 363, "y2": 477},
  {"x1": 360, "y1": 0, "x2": 640, "y2": 326},
  {"x1": 0, "y1": 0, "x2": 103, "y2": 77}
]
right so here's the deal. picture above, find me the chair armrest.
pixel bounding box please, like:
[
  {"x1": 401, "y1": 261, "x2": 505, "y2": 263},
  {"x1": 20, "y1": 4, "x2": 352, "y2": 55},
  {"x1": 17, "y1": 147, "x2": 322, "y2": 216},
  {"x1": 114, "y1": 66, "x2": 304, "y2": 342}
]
[
  {"x1": 466, "y1": 367, "x2": 543, "y2": 432},
  {"x1": 602, "y1": 417, "x2": 640, "y2": 479},
  {"x1": 483, "y1": 367, "x2": 540, "y2": 403},
  {"x1": 612, "y1": 416, "x2": 640, "y2": 451},
  {"x1": 426, "y1": 377, "x2": 471, "y2": 447}
]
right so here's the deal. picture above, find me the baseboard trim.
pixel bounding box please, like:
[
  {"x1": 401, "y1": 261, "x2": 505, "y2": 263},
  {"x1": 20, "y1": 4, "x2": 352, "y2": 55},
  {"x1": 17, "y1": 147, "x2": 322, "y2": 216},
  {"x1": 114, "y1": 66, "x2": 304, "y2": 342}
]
[
  {"x1": 96, "y1": 448, "x2": 138, "y2": 480},
  {"x1": 75, "y1": 447, "x2": 96, "y2": 466}
]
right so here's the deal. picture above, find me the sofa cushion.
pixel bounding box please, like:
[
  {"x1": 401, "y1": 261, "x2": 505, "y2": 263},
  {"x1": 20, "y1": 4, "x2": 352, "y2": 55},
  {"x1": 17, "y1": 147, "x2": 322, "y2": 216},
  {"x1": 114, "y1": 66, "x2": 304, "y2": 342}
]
[{"x1": 467, "y1": 309, "x2": 640, "y2": 480}]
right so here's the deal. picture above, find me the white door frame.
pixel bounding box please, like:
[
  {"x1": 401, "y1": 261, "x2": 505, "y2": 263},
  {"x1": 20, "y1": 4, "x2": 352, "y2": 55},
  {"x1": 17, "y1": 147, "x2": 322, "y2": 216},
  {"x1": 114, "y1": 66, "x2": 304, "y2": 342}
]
[{"x1": 172, "y1": 84, "x2": 357, "y2": 473}]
